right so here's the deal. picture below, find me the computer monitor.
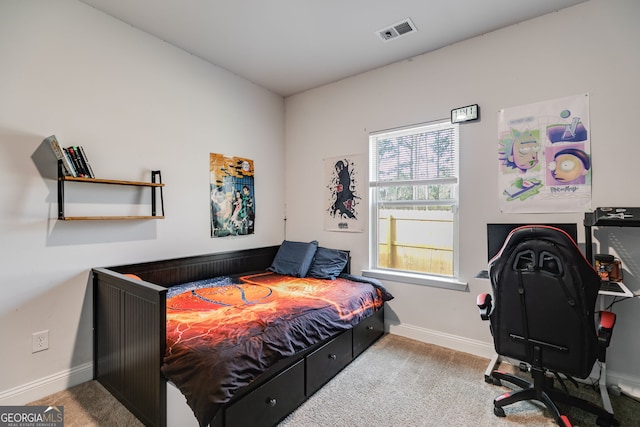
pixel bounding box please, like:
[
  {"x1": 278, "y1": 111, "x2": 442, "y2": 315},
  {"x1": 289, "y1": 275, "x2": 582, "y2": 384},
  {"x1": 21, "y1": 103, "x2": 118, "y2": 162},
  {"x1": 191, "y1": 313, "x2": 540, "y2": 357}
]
[{"x1": 486, "y1": 223, "x2": 578, "y2": 261}]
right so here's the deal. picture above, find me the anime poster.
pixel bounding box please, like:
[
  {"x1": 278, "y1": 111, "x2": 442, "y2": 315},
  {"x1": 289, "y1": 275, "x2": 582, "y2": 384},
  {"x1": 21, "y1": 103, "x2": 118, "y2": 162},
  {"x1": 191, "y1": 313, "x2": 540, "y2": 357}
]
[
  {"x1": 324, "y1": 154, "x2": 365, "y2": 232},
  {"x1": 210, "y1": 153, "x2": 255, "y2": 237},
  {"x1": 498, "y1": 93, "x2": 591, "y2": 213}
]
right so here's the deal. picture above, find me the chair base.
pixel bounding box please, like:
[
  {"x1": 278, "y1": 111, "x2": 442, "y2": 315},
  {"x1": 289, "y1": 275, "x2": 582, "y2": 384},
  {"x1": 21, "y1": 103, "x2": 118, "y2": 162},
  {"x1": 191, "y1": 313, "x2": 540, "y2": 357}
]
[{"x1": 489, "y1": 368, "x2": 619, "y2": 427}]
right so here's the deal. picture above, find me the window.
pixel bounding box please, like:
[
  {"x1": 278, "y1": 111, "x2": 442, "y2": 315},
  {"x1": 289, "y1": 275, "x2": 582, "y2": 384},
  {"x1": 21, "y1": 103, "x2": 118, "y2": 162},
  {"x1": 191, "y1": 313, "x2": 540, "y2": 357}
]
[{"x1": 368, "y1": 121, "x2": 459, "y2": 281}]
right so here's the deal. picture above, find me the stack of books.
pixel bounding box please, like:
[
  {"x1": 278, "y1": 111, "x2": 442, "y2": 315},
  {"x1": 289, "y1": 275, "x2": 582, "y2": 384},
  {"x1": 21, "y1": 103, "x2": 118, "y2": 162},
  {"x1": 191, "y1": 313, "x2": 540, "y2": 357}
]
[{"x1": 45, "y1": 135, "x2": 95, "y2": 178}]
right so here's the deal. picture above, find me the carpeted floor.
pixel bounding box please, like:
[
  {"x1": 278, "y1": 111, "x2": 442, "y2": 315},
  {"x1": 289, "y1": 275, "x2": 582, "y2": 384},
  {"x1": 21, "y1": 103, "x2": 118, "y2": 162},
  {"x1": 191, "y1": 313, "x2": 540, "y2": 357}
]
[
  {"x1": 29, "y1": 379, "x2": 142, "y2": 427},
  {"x1": 280, "y1": 335, "x2": 640, "y2": 427},
  {"x1": 29, "y1": 334, "x2": 640, "y2": 426}
]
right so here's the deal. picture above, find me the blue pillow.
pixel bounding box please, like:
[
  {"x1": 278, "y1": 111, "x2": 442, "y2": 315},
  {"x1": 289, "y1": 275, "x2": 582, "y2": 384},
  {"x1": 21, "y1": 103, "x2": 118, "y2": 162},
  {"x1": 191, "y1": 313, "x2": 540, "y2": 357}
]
[
  {"x1": 307, "y1": 247, "x2": 349, "y2": 280},
  {"x1": 267, "y1": 240, "x2": 318, "y2": 277}
]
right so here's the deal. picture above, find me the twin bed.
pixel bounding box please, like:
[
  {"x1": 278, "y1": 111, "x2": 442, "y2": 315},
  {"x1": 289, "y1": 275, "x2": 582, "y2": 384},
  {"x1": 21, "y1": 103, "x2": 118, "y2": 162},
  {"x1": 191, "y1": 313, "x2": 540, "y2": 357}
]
[{"x1": 92, "y1": 241, "x2": 393, "y2": 427}]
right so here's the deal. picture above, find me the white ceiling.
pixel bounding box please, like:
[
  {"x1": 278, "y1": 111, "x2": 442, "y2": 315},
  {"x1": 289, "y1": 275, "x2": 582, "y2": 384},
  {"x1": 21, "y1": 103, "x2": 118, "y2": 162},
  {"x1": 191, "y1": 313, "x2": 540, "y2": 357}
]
[{"x1": 80, "y1": 0, "x2": 588, "y2": 97}]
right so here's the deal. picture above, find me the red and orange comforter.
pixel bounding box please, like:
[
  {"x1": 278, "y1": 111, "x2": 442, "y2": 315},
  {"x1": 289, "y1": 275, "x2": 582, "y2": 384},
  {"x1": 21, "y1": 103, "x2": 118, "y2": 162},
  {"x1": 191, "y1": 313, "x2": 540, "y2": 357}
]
[{"x1": 161, "y1": 272, "x2": 393, "y2": 426}]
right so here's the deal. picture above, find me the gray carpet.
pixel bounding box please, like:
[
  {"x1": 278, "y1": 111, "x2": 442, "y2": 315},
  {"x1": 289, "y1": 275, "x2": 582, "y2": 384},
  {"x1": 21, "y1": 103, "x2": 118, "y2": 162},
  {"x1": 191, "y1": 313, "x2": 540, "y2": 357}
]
[
  {"x1": 30, "y1": 334, "x2": 640, "y2": 426},
  {"x1": 29, "y1": 379, "x2": 142, "y2": 427},
  {"x1": 280, "y1": 334, "x2": 640, "y2": 426}
]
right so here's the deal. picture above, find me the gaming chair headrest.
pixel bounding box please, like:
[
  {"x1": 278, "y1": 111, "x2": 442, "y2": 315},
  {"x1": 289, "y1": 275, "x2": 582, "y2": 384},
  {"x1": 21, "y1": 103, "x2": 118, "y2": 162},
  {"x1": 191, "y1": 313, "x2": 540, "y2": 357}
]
[
  {"x1": 491, "y1": 225, "x2": 584, "y2": 265},
  {"x1": 489, "y1": 225, "x2": 599, "y2": 289}
]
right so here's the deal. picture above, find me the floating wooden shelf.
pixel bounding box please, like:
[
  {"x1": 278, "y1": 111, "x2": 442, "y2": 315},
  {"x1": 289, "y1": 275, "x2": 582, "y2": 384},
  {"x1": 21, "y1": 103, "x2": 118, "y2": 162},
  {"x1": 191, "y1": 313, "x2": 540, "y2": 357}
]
[
  {"x1": 61, "y1": 215, "x2": 165, "y2": 221},
  {"x1": 57, "y1": 161, "x2": 165, "y2": 220},
  {"x1": 61, "y1": 176, "x2": 165, "y2": 188}
]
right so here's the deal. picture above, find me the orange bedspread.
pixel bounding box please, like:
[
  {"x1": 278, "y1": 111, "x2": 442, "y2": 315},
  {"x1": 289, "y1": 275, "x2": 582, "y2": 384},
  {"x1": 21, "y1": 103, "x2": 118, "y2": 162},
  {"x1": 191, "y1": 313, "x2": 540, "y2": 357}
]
[{"x1": 161, "y1": 272, "x2": 392, "y2": 426}]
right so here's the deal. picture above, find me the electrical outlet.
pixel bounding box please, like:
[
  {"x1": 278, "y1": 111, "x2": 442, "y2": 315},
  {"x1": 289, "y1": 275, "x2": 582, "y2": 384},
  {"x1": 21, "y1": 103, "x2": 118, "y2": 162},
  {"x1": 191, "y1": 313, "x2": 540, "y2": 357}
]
[{"x1": 32, "y1": 330, "x2": 49, "y2": 353}]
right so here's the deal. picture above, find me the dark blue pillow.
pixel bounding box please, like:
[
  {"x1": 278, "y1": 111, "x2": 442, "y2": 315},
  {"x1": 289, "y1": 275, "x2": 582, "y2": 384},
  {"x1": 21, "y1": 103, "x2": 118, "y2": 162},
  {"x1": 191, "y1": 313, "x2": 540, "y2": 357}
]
[
  {"x1": 267, "y1": 240, "x2": 318, "y2": 277},
  {"x1": 307, "y1": 247, "x2": 349, "y2": 280}
]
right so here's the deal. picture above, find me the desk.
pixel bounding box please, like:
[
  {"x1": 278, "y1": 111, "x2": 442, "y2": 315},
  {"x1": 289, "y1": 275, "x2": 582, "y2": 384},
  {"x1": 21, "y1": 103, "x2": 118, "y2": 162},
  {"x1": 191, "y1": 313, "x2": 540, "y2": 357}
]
[
  {"x1": 599, "y1": 281, "x2": 634, "y2": 297},
  {"x1": 584, "y1": 207, "x2": 640, "y2": 264},
  {"x1": 583, "y1": 208, "x2": 640, "y2": 412}
]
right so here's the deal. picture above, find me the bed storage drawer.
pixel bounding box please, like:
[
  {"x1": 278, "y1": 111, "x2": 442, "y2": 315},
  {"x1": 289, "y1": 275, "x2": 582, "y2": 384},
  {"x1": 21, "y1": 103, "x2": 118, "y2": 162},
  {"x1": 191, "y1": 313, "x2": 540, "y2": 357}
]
[
  {"x1": 305, "y1": 329, "x2": 353, "y2": 395},
  {"x1": 225, "y1": 359, "x2": 305, "y2": 427},
  {"x1": 353, "y1": 308, "x2": 384, "y2": 357}
]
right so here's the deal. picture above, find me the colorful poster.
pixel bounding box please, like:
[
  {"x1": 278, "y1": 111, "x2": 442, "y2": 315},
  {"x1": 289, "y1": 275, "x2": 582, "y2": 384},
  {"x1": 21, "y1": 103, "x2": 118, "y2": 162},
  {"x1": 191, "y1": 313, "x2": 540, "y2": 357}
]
[
  {"x1": 498, "y1": 93, "x2": 591, "y2": 213},
  {"x1": 324, "y1": 154, "x2": 365, "y2": 232},
  {"x1": 210, "y1": 153, "x2": 255, "y2": 237}
]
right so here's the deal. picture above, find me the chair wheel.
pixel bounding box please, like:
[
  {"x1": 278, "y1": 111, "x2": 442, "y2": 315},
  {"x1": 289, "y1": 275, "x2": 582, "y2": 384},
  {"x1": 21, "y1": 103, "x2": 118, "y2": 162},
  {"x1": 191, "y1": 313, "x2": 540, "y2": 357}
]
[
  {"x1": 484, "y1": 374, "x2": 501, "y2": 386},
  {"x1": 494, "y1": 406, "x2": 506, "y2": 417}
]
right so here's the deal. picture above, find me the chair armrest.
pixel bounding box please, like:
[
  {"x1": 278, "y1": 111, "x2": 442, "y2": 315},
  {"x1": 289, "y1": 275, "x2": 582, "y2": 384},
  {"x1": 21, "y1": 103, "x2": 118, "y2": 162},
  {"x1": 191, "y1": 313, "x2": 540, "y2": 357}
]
[
  {"x1": 597, "y1": 310, "x2": 616, "y2": 348},
  {"x1": 477, "y1": 293, "x2": 492, "y2": 321}
]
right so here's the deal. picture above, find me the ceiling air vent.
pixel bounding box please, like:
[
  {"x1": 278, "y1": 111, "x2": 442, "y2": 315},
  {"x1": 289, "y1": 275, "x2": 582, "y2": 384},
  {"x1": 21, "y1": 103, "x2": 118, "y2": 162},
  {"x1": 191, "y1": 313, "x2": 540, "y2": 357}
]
[{"x1": 377, "y1": 18, "x2": 417, "y2": 42}]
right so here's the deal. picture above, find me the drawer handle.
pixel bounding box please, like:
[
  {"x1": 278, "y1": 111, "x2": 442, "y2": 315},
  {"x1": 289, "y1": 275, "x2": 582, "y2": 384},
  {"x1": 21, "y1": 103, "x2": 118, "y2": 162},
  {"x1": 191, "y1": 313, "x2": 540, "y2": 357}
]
[
  {"x1": 366, "y1": 326, "x2": 374, "y2": 330},
  {"x1": 328, "y1": 354, "x2": 337, "y2": 360},
  {"x1": 267, "y1": 397, "x2": 277, "y2": 407}
]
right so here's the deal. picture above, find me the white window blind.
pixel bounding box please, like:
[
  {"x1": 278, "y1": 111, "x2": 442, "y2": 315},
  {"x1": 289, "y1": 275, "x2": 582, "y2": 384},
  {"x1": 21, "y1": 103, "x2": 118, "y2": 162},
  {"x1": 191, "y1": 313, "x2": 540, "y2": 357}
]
[{"x1": 368, "y1": 121, "x2": 459, "y2": 278}]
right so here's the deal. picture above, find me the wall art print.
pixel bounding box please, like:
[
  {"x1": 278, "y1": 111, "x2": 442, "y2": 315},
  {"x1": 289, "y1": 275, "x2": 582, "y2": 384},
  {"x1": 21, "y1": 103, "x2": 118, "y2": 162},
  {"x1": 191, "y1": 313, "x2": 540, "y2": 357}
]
[
  {"x1": 498, "y1": 93, "x2": 591, "y2": 213},
  {"x1": 324, "y1": 154, "x2": 365, "y2": 232},
  {"x1": 210, "y1": 153, "x2": 255, "y2": 237}
]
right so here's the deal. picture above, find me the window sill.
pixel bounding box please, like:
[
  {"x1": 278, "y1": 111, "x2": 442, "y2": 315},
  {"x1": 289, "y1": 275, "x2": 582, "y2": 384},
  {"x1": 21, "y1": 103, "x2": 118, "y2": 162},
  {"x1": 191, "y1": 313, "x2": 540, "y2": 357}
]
[{"x1": 361, "y1": 269, "x2": 468, "y2": 292}]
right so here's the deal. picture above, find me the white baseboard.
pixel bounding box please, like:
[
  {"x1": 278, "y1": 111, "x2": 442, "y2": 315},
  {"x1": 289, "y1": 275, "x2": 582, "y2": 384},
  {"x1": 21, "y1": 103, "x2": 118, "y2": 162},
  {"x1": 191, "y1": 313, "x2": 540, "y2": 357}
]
[
  {"x1": 0, "y1": 362, "x2": 93, "y2": 405},
  {"x1": 605, "y1": 370, "x2": 640, "y2": 400},
  {"x1": 387, "y1": 322, "x2": 640, "y2": 399},
  {"x1": 3, "y1": 326, "x2": 640, "y2": 406},
  {"x1": 388, "y1": 322, "x2": 495, "y2": 359}
]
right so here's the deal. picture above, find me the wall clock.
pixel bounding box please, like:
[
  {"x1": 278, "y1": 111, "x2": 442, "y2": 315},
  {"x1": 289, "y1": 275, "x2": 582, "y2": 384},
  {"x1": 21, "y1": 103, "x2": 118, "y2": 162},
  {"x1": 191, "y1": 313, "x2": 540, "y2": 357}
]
[{"x1": 451, "y1": 104, "x2": 479, "y2": 123}]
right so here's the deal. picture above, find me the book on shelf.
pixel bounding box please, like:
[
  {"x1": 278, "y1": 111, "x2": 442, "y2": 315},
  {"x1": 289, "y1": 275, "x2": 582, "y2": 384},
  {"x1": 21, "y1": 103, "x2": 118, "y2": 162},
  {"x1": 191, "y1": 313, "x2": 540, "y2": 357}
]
[
  {"x1": 44, "y1": 135, "x2": 77, "y2": 177},
  {"x1": 66, "y1": 146, "x2": 86, "y2": 177},
  {"x1": 78, "y1": 145, "x2": 95, "y2": 178},
  {"x1": 65, "y1": 145, "x2": 96, "y2": 178},
  {"x1": 44, "y1": 135, "x2": 97, "y2": 179}
]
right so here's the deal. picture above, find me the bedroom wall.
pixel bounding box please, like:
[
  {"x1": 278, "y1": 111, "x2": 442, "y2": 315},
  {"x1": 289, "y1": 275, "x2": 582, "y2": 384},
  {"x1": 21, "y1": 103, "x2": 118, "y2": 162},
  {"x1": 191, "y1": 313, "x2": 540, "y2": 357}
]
[
  {"x1": 284, "y1": 0, "x2": 640, "y2": 394},
  {"x1": 0, "y1": 1, "x2": 285, "y2": 403}
]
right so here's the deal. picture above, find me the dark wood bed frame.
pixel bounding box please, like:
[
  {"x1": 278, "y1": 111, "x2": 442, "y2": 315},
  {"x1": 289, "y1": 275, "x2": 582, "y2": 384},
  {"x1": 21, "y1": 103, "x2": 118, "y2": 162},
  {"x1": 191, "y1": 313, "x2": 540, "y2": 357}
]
[{"x1": 92, "y1": 246, "x2": 385, "y2": 427}]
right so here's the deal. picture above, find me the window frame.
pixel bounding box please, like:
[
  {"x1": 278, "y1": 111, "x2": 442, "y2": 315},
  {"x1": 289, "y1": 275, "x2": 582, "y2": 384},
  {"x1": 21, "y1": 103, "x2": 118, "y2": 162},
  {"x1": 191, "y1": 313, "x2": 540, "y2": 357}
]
[{"x1": 363, "y1": 120, "x2": 467, "y2": 291}]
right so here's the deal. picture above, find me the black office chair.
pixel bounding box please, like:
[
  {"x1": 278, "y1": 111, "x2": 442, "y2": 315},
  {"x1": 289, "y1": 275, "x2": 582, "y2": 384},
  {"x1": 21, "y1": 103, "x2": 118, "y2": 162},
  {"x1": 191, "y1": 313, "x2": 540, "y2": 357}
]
[{"x1": 477, "y1": 225, "x2": 618, "y2": 427}]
